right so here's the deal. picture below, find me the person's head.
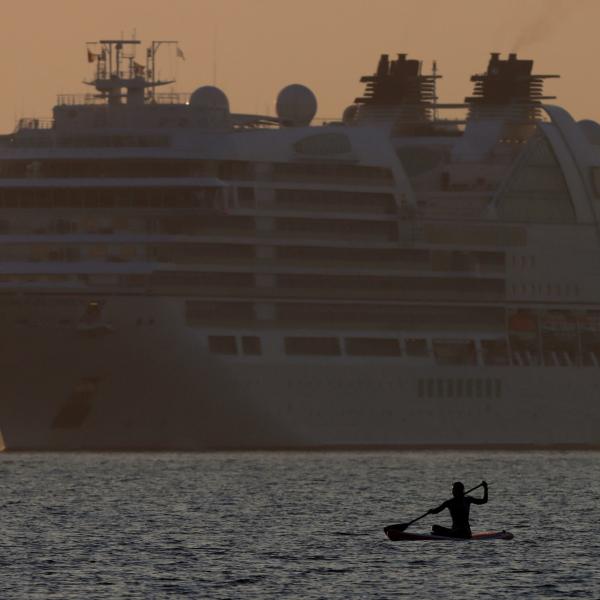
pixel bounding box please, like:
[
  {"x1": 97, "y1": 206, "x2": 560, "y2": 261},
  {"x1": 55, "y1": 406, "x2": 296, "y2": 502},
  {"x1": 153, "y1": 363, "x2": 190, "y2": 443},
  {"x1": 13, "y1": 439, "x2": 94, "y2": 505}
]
[{"x1": 452, "y1": 481, "x2": 465, "y2": 498}]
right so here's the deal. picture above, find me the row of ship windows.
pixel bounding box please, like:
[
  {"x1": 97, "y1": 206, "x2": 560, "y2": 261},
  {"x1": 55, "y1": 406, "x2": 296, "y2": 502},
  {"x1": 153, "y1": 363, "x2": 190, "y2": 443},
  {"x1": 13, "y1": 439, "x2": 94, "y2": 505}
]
[
  {"x1": 0, "y1": 215, "x2": 253, "y2": 236},
  {"x1": 0, "y1": 216, "x2": 397, "y2": 238},
  {"x1": 13, "y1": 317, "x2": 155, "y2": 327},
  {"x1": 206, "y1": 334, "x2": 600, "y2": 368},
  {"x1": 510, "y1": 282, "x2": 581, "y2": 298},
  {"x1": 0, "y1": 159, "x2": 394, "y2": 184},
  {"x1": 207, "y1": 336, "x2": 430, "y2": 358},
  {"x1": 0, "y1": 271, "x2": 502, "y2": 299},
  {"x1": 187, "y1": 302, "x2": 505, "y2": 330},
  {"x1": 0, "y1": 188, "x2": 396, "y2": 214},
  {"x1": 8, "y1": 133, "x2": 171, "y2": 149},
  {"x1": 0, "y1": 188, "x2": 223, "y2": 209},
  {"x1": 0, "y1": 275, "x2": 491, "y2": 300},
  {"x1": 206, "y1": 335, "x2": 470, "y2": 361},
  {"x1": 0, "y1": 242, "x2": 505, "y2": 276},
  {"x1": 417, "y1": 378, "x2": 501, "y2": 399}
]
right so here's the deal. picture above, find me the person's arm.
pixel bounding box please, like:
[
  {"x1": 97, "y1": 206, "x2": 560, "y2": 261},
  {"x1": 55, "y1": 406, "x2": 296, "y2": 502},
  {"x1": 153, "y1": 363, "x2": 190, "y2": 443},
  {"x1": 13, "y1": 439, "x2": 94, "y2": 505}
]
[
  {"x1": 428, "y1": 500, "x2": 449, "y2": 515},
  {"x1": 470, "y1": 481, "x2": 488, "y2": 505}
]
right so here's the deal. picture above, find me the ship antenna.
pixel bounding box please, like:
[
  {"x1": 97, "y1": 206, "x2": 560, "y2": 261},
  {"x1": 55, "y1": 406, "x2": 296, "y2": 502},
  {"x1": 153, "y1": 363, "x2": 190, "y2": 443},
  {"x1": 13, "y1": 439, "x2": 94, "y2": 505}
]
[
  {"x1": 212, "y1": 26, "x2": 218, "y2": 85},
  {"x1": 432, "y1": 60, "x2": 438, "y2": 121},
  {"x1": 146, "y1": 40, "x2": 179, "y2": 102}
]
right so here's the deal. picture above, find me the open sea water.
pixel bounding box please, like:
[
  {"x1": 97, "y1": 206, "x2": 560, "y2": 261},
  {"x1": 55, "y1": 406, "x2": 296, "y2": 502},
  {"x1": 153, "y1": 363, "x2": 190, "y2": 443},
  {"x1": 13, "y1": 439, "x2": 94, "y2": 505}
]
[{"x1": 1, "y1": 451, "x2": 599, "y2": 599}]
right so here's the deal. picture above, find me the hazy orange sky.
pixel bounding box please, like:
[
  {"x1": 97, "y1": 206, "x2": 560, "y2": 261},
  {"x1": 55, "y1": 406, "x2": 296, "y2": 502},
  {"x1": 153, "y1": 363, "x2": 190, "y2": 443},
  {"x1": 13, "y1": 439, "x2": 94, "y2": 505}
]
[{"x1": 1, "y1": 0, "x2": 598, "y2": 132}]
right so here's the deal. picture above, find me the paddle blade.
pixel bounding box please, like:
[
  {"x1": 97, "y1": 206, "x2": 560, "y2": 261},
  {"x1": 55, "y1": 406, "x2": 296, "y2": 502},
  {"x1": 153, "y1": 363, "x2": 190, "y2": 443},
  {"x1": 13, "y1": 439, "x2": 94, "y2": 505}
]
[{"x1": 384, "y1": 523, "x2": 408, "y2": 539}]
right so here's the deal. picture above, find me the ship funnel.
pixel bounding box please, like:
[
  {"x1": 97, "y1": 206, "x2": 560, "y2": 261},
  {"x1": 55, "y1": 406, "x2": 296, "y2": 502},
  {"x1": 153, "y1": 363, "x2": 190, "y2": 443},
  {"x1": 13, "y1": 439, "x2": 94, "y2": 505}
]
[
  {"x1": 353, "y1": 53, "x2": 440, "y2": 131},
  {"x1": 465, "y1": 52, "x2": 559, "y2": 120}
]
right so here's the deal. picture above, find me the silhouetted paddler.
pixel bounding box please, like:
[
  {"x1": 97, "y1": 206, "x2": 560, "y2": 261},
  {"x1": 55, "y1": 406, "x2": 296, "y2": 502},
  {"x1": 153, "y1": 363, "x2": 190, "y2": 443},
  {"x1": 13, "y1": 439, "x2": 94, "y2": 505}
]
[{"x1": 428, "y1": 480, "x2": 488, "y2": 538}]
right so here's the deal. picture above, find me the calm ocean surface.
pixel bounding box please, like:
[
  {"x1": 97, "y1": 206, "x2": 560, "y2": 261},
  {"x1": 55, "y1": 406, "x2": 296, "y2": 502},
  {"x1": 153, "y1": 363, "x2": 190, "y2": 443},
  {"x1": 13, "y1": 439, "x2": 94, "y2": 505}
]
[{"x1": 1, "y1": 451, "x2": 599, "y2": 599}]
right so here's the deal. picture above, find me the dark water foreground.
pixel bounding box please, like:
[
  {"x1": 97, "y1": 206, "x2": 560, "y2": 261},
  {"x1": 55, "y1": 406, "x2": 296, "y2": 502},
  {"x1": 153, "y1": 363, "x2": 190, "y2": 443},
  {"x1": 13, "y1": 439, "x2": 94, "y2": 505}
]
[{"x1": 1, "y1": 451, "x2": 599, "y2": 599}]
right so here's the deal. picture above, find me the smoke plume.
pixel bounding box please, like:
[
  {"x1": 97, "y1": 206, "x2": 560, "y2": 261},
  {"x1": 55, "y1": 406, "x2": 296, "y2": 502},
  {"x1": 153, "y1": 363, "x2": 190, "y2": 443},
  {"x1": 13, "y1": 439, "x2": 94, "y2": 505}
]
[{"x1": 510, "y1": 0, "x2": 572, "y2": 53}]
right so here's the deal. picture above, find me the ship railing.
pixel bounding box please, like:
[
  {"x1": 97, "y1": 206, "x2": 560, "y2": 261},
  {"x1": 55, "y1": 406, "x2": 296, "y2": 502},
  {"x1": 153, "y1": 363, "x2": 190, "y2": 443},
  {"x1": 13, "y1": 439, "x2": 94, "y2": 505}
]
[
  {"x1": 57, "y1": 92, "x2": 193, "y2": 106},
  {"x1": 16, "y1": 118, "x2": 54, "y2": 131},
  {"x1": 152, "y1": 92, "x2": 191, "y2": 105},
  {"x1": 57, "y1": 94, "x2": 108, "y2": 106}
]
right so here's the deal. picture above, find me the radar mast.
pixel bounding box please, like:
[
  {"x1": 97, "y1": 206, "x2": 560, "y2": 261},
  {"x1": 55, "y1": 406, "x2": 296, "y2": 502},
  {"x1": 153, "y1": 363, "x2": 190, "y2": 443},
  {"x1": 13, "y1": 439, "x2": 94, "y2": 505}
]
[{"x1": 84, "y1": 38, "x2": 178, "y2": 106}]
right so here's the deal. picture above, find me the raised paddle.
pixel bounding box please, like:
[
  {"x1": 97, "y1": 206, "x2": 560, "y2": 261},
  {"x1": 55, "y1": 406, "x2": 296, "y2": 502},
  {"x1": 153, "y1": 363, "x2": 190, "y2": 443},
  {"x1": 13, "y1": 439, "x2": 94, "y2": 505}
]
[{"x1": 384, "y1": 482, "x2": 489, "y2": 535}]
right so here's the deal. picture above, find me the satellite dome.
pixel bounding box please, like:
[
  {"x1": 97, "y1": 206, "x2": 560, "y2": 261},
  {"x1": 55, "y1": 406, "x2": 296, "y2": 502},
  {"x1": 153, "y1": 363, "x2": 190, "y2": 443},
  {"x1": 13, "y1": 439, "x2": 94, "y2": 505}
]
[
  {"x1": 189, "y1": 86, "x2": 230, "y2": 113},
  {"x1": 276, "y1": 84, "x2": 317, "y2": 127}
]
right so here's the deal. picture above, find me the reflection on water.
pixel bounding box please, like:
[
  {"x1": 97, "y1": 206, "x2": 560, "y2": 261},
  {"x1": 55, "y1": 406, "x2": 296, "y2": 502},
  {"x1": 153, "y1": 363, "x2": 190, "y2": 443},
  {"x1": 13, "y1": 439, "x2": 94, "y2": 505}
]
[{"x1": 1, "y1": 451, "x2": 599, "y2": 599}]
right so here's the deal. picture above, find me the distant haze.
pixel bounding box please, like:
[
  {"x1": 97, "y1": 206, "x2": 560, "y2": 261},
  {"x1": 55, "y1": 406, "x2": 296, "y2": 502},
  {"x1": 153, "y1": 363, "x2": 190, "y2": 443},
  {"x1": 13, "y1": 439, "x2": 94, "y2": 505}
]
[{"x1": 1, "y1": 0, "x2": 598, "y2": 132}]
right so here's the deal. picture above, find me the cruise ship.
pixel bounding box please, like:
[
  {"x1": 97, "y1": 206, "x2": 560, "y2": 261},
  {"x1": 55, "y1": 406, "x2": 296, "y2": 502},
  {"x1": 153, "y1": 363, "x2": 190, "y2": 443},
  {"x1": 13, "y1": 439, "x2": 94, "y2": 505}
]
[{"x1": 1, "y1": 39, "x2": 600, "y2": 450}]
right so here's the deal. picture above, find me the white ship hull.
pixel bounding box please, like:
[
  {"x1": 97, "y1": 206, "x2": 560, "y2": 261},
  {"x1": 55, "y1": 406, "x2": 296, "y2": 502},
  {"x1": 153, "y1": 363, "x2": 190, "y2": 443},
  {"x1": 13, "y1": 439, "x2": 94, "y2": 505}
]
[
  {"x1": 1, "y1": 296, "x2": 599, "y2": 450},
  {"x1": 3, "y1": 46, "x2": 600, "y2": 450}
]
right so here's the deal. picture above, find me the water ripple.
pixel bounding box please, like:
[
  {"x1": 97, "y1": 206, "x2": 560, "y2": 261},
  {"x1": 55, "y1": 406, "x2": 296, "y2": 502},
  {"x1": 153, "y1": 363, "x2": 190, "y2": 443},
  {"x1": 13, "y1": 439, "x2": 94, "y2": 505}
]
[{"x1": 0, "y1": 451, "x2": 599, "y2": 599}]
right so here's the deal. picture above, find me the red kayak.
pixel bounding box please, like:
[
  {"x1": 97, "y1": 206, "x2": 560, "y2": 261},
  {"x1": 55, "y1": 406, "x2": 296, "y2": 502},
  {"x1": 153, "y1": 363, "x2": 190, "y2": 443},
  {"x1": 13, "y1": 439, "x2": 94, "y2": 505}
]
[{"x1": 385, "y1": 529, "x2": 514, "y2": 541}]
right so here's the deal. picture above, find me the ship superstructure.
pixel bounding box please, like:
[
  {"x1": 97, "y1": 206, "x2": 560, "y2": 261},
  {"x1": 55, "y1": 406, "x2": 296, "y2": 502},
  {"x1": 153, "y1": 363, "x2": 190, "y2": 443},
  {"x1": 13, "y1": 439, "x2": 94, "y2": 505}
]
[{"x1": 1, "y1": 41, "x2": 600, "y2": 450}]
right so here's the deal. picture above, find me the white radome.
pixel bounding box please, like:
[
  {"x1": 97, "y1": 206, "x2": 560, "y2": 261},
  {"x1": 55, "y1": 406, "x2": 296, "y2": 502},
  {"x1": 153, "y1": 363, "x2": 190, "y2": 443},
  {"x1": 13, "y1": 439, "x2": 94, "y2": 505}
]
[
  {"x1": 189, "y1": 86, "x2": 230, "y2": 112},
  {"x1": 276, "y1": 84, "x2": 317, "y2": 126}
]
